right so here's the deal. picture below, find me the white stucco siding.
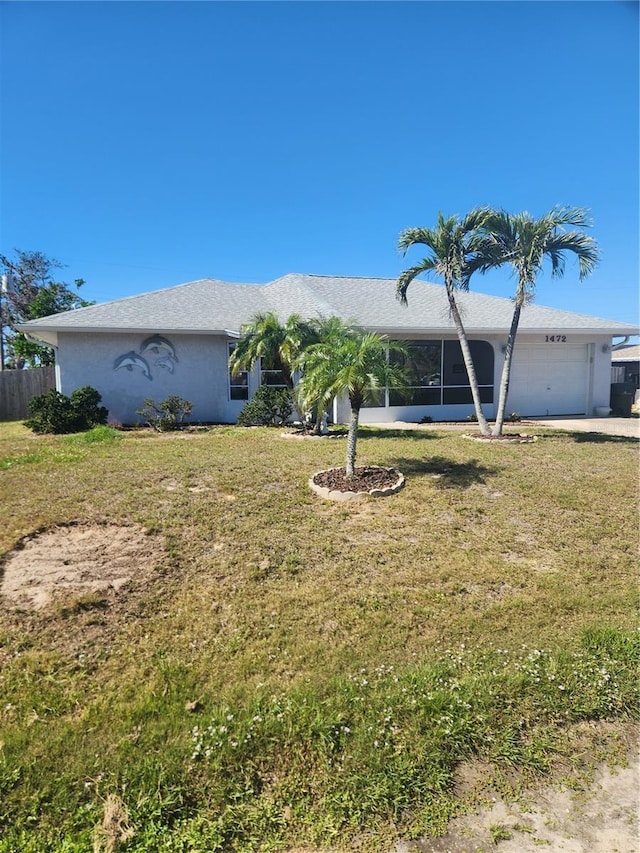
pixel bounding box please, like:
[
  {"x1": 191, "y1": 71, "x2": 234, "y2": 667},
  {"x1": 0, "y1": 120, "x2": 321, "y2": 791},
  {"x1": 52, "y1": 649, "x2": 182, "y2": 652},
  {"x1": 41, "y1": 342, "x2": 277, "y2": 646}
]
[{"x1": 55, "y1": 332, "x2": 241, "y2": 425}]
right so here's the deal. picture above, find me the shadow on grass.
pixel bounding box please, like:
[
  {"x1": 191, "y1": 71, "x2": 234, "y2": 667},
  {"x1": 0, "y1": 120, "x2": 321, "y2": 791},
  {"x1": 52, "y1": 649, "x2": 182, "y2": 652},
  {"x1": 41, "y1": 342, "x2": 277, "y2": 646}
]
[
  {"x1": 356, "y1": 427, "x2": 442, "y2": 441},
  {"x1": 540, "y1": 431, "x2": 639, "y2": 445},
  {"x1": 571, "y1": 432, "x2": 639, "y2": 444},
  {"x1": 390, "y1": 454, "x2": 500, "y2": 488}
]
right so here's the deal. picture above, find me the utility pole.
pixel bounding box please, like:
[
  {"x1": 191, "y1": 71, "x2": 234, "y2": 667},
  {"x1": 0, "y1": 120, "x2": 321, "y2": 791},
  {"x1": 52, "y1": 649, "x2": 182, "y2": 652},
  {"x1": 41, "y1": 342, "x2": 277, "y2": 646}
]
[{"x1": 0, "y1": 273, "x2": 15, "y2": 371}]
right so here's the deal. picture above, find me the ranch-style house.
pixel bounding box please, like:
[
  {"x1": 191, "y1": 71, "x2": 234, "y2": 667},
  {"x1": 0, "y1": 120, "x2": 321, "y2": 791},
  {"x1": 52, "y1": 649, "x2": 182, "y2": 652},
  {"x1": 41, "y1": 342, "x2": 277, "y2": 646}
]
[{"x1": 18, "y1": 273, "x2": 639, "y2": 426}]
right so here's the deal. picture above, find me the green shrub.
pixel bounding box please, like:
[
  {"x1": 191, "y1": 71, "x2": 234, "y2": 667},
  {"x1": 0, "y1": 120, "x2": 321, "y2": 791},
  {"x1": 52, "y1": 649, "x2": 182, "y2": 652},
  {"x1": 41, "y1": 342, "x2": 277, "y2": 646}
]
[
  {"x1": 137, "y1": 396, "x2": 193, "y2": 431},
  {"x1": 25, "y1": 386, "x2": 108, "y2": 434},
  {"x1": 237, "y1": 386, "x2": 293, "y2": 426},
  {"x1": 63, "y1": 425, "x2": 122, "y2": 445}
]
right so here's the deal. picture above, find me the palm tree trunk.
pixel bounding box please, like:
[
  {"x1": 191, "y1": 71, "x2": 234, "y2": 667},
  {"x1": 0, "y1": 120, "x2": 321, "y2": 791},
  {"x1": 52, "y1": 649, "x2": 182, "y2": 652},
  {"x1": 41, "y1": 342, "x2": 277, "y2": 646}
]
[
  {"x1": 285, "y1": 373, "x2": 304, "y2": 423},
  {"x1": 446, "y1": 288, "x2": 491, "y2": 435},
  {"x1": 493, "y1": 301, "x2": 522, "y2": 436},
  {"x1": 345, "y1": 406, "x2": 360, "y2": 477}
]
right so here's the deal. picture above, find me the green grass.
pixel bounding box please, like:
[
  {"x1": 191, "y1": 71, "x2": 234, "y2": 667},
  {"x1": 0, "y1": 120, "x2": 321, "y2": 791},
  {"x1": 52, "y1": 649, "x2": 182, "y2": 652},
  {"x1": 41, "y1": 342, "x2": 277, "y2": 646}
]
[{"x1": 0, "y1": 422, "x2": 637, "y2": 851}]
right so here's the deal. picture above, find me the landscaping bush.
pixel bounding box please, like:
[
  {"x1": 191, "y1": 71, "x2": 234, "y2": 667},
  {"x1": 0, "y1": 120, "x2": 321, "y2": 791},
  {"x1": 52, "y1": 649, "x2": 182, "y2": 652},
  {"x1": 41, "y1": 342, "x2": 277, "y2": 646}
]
[
  {"x1": 137, "y1": 395, "x2": 194, "y2": 431},
  {"x1": 25, "y1": 386, "x2": 108, "y2": 434},
  {"x1": 237, "y1": 386, "x2": 293, "y2": 426}
]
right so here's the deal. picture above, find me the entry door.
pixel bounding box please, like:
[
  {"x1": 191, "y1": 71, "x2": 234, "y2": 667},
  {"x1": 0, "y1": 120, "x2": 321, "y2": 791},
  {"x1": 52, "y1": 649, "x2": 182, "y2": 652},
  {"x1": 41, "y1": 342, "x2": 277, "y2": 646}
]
[{"x1": 507, "y1": 344, "x2": 589, "y2": 416}]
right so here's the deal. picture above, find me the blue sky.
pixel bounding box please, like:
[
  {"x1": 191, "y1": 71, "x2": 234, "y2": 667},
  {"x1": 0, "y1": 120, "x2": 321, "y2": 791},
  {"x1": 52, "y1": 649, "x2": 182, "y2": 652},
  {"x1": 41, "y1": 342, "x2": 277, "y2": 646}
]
[{"x1": 1, "y1": 1, "x2": 638, "y2": 329}]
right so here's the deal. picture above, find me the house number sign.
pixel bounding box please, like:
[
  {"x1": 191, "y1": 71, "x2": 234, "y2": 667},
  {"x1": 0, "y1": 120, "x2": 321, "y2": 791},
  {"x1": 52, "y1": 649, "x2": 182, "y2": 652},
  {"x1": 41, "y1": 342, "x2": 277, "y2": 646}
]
[{"x1": 544, "y1": 335, "x2": 567, "y2": 343}]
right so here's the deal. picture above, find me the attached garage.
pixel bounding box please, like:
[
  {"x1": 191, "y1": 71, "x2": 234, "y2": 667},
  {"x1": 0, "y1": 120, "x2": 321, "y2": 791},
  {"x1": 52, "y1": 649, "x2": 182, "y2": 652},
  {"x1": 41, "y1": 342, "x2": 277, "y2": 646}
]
[{"x1": 507, "y1": 343, "x2": 590, "y2": 417}]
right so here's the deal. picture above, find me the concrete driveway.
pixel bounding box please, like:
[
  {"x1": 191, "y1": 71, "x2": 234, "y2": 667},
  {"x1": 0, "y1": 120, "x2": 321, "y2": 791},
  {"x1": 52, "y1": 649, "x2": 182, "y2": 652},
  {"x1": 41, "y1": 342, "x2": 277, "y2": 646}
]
[
  {"x1": 368, "y1": 417, "x2": 639, "y2": 438},
  {"x1": 530, "y1": 416, "x2": 639, "y2": 438}
]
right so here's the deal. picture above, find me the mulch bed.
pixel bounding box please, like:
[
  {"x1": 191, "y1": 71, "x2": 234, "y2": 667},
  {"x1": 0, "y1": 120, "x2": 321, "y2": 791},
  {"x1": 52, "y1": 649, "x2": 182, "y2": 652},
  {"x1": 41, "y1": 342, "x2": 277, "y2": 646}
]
[
  {"x1": 312, "y1": 465, "x2": 401, "y2": 492},
  {"x1": 283, "y1": 428, "x2": 349, "y2": 439}
]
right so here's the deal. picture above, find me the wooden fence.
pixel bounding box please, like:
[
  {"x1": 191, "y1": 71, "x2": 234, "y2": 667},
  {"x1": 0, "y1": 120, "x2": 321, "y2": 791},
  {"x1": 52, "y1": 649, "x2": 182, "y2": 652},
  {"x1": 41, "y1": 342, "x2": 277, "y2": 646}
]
[{"x1": 0, "y1": 367, "x2": 56, "y2": 421}]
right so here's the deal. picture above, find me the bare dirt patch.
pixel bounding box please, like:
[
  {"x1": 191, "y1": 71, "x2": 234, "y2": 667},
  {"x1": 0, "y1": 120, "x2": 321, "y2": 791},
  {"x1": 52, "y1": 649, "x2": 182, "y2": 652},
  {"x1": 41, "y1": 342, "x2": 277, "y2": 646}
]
[
  {"x1": 0, "y1": 523, "x2": 165, "y2": 611},
  {"x1": 399, "y1": 738, "x2": 639, "y2": 852}
]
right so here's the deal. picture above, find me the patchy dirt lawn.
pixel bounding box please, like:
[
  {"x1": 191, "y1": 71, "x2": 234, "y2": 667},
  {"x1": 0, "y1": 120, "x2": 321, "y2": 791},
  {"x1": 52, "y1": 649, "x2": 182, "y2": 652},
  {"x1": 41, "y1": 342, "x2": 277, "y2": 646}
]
[{"x1": 1, "y1": 525, "x2": 638, "y2": 853}]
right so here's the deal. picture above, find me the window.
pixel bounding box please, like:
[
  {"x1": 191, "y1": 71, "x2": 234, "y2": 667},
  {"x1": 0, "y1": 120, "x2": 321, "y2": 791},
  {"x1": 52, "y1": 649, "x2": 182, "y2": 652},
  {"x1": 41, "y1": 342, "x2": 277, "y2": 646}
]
[
  {"x1": 388, "y1": 339, "x2": 494, "y2": 407},
  {"x1": 228, "y1": 342, "x2": 248, "y2": 401},
  {"x1": 361, "y1": 388, "x2": 386, "y2": 408},
  {"x1": 389, "y1": 341, "x2": 442, "y2": 406},
  {"x1": 260, "y1": 354, "x2": 288, "y2": 388},
  {"x1": 443, "y1": 340, "x2": 493, "y2": 387}
]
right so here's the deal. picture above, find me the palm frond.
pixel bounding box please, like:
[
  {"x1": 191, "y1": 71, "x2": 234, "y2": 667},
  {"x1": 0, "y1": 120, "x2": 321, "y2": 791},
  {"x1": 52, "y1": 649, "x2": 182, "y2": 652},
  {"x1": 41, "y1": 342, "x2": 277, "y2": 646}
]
[
  {"x1": 543, "y1": 230, "x2": 600, "y2": 280},
  {"x1": 397, "y1": 227, "x2": 443, "y2": 259},
  {"x1": 396, "y1": 260, "x2": 437, "y2": 304},
  {"x1": 546, "y1": 205, "x2": 593, "y2": 229}
]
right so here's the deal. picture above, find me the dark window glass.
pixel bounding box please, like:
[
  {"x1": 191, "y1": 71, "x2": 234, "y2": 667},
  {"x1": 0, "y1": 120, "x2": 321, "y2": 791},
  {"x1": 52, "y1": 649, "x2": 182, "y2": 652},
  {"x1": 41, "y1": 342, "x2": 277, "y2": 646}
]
[
  {"x1": 362, "y1": 388, "x2": 386, "y2": 408},
  {"x1": 260, "y1": 355, "x2": 287, "y2": 388},
  {"x1": 389, "y1": 387, "x2": 441, "y2": 406},
  {"x1": 443, "y1": 386, "x2": 494, "y2": 405},
  {"x1": 392, "y1": 341, "x2": 442, "y2": 386},
  {"x1": 443, "y1": 340, "x2": 494, "y2": 386}
]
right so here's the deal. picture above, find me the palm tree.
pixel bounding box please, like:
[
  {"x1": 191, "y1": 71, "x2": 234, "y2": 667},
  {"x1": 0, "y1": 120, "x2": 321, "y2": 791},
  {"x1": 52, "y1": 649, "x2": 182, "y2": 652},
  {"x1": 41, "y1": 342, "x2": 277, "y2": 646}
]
[
  {"x1": 229, "y1": 312, "x2": 317, "y2": 419},
  {"x1": 397, "y1": 209, "x2": 494, "y2": 435},
  {"x1": 296, "y1": 316, "x2": 350, "y2": 434},
  {"x1": 475, "y1": 207, "x2": 600, "y2": 436},
  {"x1": 298, "y1": 322, "x2": 408, "y2": 477}
]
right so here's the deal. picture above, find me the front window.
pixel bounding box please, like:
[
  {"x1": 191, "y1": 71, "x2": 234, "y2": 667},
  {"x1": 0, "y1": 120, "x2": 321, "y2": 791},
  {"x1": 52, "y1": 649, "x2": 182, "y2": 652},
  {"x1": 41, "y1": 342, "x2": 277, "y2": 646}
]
[
  {"x1": 260, "y1": 354, "x2": 288, "y2": 388},
  {"x1": 386, "y1": 339, "x2": 494, "y2": 407},
  {"x1": 389, "y1": 341, "x2": 442, "y2": 406},
  {"x1": 228, "y1": 342, "x2": 248, "y2": 400}
]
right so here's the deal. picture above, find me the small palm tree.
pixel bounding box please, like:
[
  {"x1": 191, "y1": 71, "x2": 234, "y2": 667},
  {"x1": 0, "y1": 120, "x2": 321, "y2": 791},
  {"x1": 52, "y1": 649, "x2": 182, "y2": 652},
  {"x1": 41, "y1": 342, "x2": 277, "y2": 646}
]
[
  {"x1": 475, "y1": 207, "x2": 600, "y2": 435},
  {"x1": 397, "y1": 209, "x2": 494, "y2": 435},
  {"x1": 229, "y1": 312, "x2": 317, "y2": 419},
  {"x1": 299, "y1": 322, "x2": 408, "y2": 477},
  {"x1": 295, "y1": 316, "x2": 349, "y2": 434}
]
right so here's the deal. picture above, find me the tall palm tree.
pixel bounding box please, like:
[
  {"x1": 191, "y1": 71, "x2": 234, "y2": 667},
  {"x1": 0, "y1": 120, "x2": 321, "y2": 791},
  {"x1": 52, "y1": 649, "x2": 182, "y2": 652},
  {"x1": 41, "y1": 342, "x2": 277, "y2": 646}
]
[
  {"x1": 475, "y1": 207, "x2": 600, "y2": 436},
  {"x1": 397, "y1": 209, "x2": 494, "y2": 435},
  {"x1": 229, "y1": 312, "x2": 317, "y2": 419},
  {"x1": 298, "y1": 322, "x2": 408, "y2": 477}
]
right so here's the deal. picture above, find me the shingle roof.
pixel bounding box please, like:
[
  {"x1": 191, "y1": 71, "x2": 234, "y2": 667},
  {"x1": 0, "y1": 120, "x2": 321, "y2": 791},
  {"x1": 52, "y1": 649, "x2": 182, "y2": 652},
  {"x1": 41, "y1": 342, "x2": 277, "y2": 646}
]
[
  {"x1": 18, "y1": 273, "x2": 639, "y2": 337},
  {"x1": 611, "y1": 344, "x2": 640, "y2": 362}
]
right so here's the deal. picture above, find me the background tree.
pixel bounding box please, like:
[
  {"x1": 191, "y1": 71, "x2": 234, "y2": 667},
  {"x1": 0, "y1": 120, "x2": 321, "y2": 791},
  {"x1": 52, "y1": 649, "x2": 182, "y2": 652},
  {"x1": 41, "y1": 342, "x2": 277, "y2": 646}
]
[
  {"x1": 298, "y1": 322, "x2": 408, "y2": 477},
  {"x1": 0, "y1": 250, "x2": 92, "y2": 368},
  {"x1": 397, "y1": 209, "x2": 494, "y2": 435},
  {"x1": 475, "y1": 207, "x2": 600, "y2": 436}
]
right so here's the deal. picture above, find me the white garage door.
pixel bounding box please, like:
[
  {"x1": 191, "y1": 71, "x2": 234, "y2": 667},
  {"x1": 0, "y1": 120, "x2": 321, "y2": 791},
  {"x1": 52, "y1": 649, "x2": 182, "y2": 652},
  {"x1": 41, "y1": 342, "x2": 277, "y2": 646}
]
[{"x1": 507, "y1": 344, "x2": 589, "y2": 416}]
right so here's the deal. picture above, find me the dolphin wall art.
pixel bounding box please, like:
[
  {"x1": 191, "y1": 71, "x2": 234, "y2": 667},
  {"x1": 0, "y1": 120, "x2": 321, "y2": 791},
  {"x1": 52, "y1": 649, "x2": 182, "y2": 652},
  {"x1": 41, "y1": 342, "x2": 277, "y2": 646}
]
[
  {"x1": 154, "y1": 354, "x2": 177, "y2": 373},
  {"x1": 140, "y1": 335, "x2": 178, "y2": 361},
  {"x1": 113, "y1": 351, "x2": 152, "y2": 380}
]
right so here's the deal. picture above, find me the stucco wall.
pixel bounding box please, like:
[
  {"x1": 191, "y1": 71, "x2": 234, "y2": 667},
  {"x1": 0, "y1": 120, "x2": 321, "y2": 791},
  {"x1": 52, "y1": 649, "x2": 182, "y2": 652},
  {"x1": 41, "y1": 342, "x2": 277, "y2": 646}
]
[
  {"x1": 55, "y1": 331, "x2": 244, "y2": 425},
  {"x1": 53, "y1": 329, "x2": 615, "y2": 427}
]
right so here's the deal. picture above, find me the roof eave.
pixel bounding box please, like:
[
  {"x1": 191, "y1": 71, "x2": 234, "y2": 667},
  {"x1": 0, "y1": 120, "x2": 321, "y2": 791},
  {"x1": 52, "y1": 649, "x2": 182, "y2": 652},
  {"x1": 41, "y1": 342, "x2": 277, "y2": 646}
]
[{"x1": 17, "y1": 324, "x2": 239, "y2": 337}]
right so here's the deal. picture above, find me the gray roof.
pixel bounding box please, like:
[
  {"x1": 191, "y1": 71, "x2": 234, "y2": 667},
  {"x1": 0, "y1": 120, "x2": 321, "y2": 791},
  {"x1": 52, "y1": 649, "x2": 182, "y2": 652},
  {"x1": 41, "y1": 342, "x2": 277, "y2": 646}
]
[
  {"x1": 611, "y1": 344, "x2": 640, "y2": 362},
  {"x1": 18, "y1": 273, "x2": 639, "y2": 339}
]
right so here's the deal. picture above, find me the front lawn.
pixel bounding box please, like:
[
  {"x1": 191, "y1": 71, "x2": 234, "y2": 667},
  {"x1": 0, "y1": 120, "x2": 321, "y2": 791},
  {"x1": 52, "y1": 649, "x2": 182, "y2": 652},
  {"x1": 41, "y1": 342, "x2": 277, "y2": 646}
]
[{"x1": 0, "y1": 423, "x2": 637, "y2": 851}]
